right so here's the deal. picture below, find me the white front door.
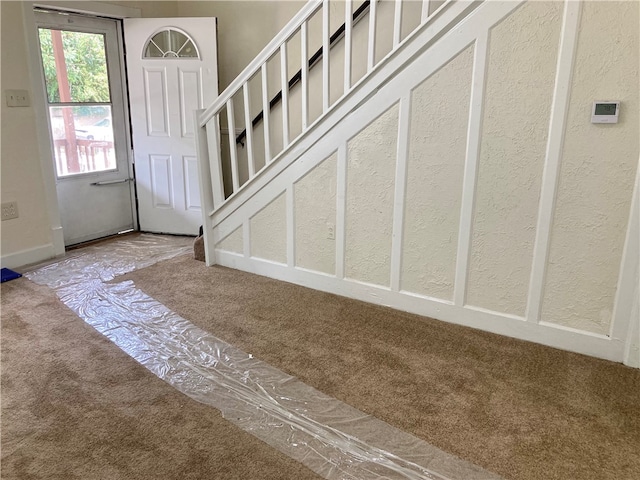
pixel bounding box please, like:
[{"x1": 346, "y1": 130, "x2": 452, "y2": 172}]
[
  {"x1": 124, "y1": 18, "x2": 218, "y2": 235},
  {"x1": 35, "y1": 10, "x2": 135, "y2": 246}
]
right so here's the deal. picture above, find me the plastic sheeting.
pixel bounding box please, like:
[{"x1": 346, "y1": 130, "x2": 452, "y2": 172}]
[{"x1": 26, "y1": 234, "x2": 501, "y2": 480}]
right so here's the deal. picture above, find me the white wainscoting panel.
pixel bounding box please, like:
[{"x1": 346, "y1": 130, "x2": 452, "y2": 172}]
[{"x1": 206, "y1": 0, "x2": 639, "y2": 364}]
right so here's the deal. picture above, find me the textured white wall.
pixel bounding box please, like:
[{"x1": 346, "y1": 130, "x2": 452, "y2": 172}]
[
  {"x1": 250, "y1": 192, "x2": 287, "y2": 263},
  {"x1": 466, "y1": 1, "x2": 563, "y2": 316},
  {"x1": 177, "y1": 1, "x2": 304, "y2": 91},
  {"x1": 295, "y1": 152, "x2": 337, "y2": 274},
  {"x1": 345, "y1": 104, "x2": 399, "y2": 286},
  {"x1": 107, "y1": 1, "x2": 177, "y2": 16},
  {"x1": 401, "y1": 45, "x2": 473, "y2": 300},
  {"x1": 541, "y1": 0, "x2": 640, "y2": 334},
  {"x1": 1, "y1": 2, "x2": 53, "y2": 258},
  {"x1": 216, "y1": 226, "x2": 243, "y2": 254}
]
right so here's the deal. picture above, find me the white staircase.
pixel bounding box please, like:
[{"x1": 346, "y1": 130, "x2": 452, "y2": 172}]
[
  {"x1": 196, "y1": 0, "x2": 480, "y2": 221},
  {"x1": 194, "y1": 0, "x2": 640, "y2": 367}
]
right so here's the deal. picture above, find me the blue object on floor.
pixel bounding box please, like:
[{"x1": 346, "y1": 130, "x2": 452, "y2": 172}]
[{"x1": 1, "y1": 268, "x2": 22, "y2": 283}]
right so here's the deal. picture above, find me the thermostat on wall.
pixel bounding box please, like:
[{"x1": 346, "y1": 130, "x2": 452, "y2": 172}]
[{"x1": 591, "y1": 101, "x2": 620, "y2": 124}]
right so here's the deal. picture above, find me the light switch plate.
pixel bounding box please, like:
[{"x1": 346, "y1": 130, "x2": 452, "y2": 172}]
[
  {"x1": 5, "y1": 90, "x2": 30, "y2": 107},
  {"x1": 1, "y1": 201, "x2": 19, "y2": 221}
]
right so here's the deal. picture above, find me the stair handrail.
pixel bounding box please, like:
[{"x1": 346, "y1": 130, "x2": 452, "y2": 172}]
[{"x1": 198, "y1": 0, "x2": 323, "y2": 128}]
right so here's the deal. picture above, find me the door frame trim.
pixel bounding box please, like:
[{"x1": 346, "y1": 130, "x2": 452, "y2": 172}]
[{"x1": 22, "y1": 1, "x2": 141, "y2": 255}]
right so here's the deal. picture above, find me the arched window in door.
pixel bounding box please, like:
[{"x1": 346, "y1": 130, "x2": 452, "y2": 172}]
[{"x1": 143, "y1": 28, "x2": 199, "y2": 58}]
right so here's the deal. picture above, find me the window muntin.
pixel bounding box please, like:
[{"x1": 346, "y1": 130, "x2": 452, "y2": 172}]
[{"x1": 144, "y1": 29, "x2": 199, "y2": 58}]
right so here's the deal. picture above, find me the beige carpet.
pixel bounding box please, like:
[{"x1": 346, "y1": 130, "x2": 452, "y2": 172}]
[
  {"x1": 1, "y1": 277, "x2": 321, "y2": 480},
  {"x1": 118, "y1": 254, "x2": 640, "y2": 480},
  {"x1": 3, "y1": 246, "x2": 640, "y2": 480}
]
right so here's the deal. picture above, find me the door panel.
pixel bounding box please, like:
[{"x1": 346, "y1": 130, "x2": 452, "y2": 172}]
[
  {"x1": 179, "y1": 70, "x2": 201, "y2": 137},
  {"x1": 145, "y1": 68, "x2": 170, "y2": 135},
  {"x1": 125, "y1": 18, "x2": 218, "y2": 235},
  {"x1": 184, "y1": 156, "x2": 201, "y2": 210},
  {"x1": 150, "y1": 155, "x2": 173, "y2": 208},
  {"x1": 35, "y1": 11, "x2": 135, "y2": 246}
]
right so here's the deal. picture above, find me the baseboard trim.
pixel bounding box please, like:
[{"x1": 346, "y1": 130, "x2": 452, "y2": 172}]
[
  {"x1": 1, "y1": 243, "x2": 57, "y2": 270},
  {"x1": 215, "y1": 250, "x2": 625, "y2": 364},
  {"x1": 51, "y1": 226, "x2": 65, "y2": 257}
]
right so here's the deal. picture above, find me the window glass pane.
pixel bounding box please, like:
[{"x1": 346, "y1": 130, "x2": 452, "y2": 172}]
[
  {"x1": 144, "y1": 40, "x2": 164, "y2": 58},
  {"x1": 178, "y1": 39, "x2": 198, "y2": 58},
  {"x1": 152, "y1": 30, "x2": 172, "y2": 53},
  {"x1": 49, "y1": 106, "x2": 116, "y2": 176},
  {"x1": 144, "y1": 29, "x2": 199, "y2": 58},
  {"x1": 38, "y1": 28, "x2": 111, "y2": 103}
]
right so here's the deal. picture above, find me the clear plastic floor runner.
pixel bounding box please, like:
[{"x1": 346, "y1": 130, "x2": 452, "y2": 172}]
[{"x1": 25, "y1": 234, "x2": 501, "y2": 480}]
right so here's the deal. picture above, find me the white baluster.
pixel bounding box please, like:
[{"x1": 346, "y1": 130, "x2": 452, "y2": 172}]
[
  {"x1": 344, "y1": 0, "x2": 353, "y2": 92},
  {"x1": 421, "y1": 0, "x2": 431, "y2": 23},
  {"x1": 301, "y1": 21, "x2": 309, "y2": 131},
  {"x1": 393, "y1": 0, "x2": 403, "y2": 48},
  {"x1": 226, "y1": 99, "x2": 240, "y2": 192},
  {"x1": 200, "y1": 111, "x2": 223, "y2": 210},
  {"x1": 242, "y1": 83, "x2": 255, "y2": 177},
  {"x1": 280, "y1": 43, "x2": 290, "y2": 147},
  {"x1": 368, "y1": 0, "x2": 378, "y2": 71},
  {"x1": 322, "y1": 0, "x2": 330, "y2": 112},
  {"x1": 261, "y1": 63, "x2": 271, "y2": 164}
]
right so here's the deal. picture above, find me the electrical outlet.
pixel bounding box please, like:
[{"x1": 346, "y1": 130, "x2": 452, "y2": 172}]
[
  {"x1": 327, "y1": 223, "x2": 335, "y2": 240},
  {"x1": 1, "y1": 201, "x2": 19, "y2": 221},
  {"x1": 5, "y1": 90, "x2": 30, "y2": 107}
]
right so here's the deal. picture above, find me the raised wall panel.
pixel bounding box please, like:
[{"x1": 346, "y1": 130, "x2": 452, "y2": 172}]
[
  {"x1": 216, "y1": 226, "x2": 243, "y2": 254},
  {"x1": 466, "y1": 1, "x2": 562, "y2": 316},
  {"x1": 183, "y1": 156, "x2": 201, "y2": 211},
  {"x1": 250, "y1": 193, "x2": 287, "y2": 264},
  {"x1": 402, "y1": 45, "x2": 474, "y2": 300},
  {"x1": 294, "y1": 152, "x2": 337, "y2": 275},
  {"x1": 345, "y1": 104, "x2": 399, "y2": 286},
  {"x1": 179, "y1": 69, "x2": 202, "y2": 138},
  {"x1": 541, "y1": 1, "x2": 640, "y2": 335},
  {"x1": 144, "y1": 68, "x2": 170, "y2": 136},
  {"x1": 149, "y1": 155, "x2": 173, "y2": 208}
]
